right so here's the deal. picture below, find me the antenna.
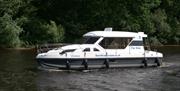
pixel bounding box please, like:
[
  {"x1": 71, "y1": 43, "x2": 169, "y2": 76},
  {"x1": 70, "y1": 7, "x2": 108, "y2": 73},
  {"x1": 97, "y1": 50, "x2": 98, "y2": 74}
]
[{"x1": 104, "y1": 27, "x2": 112, "y2": 31}]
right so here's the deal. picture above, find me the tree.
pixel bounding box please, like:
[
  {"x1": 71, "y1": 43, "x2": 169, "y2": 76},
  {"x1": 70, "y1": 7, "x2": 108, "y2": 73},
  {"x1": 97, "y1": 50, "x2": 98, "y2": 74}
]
[
  {"x1": 0, "y1": 0, "x2": 180, "y2": 47},
  {"x1": 0, "y1": 14, "x2": 22, "y2": 47},
  {"x1": 21, "y1": 19, "x2": 64, "y2": 44},
  {"x1": 151, "y1": 9, "x2": 171, "y2": 44}
]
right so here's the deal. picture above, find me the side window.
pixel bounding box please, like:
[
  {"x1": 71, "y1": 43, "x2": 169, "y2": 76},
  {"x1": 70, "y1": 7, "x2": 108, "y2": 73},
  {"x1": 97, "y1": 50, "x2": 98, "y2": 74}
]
[
  {"x1": 93, "y1": 48, "x2": 99, "y2": 51},
  {"x1": 83, "y1": 48, "x2": 90, "y2": 52},
  {"x1": 84, "y1": 37, "x2": 100, "y2": 44},
  {"x1": 59, "y1": 49, "x2": 75, "y2": 54},
  {"x1": 99, "y1": 37, "x2": 132, "y2": 49}
]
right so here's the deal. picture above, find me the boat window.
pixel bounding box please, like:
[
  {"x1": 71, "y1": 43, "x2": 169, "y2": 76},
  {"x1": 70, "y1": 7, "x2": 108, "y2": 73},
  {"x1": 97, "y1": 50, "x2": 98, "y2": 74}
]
[
  {"x1": 129, "y1": 41, "x2": 143, "y2": 46},
  {"x1": 99, "y1": 37, "x2": 132, "y2": 49},
  {"x1": 59, "y1": 49, "x2": 76, "y2": 54},
  {"x1": 83, "y1": 48, "x2": 90, "y2": 52},
  {"x1": 83, "y1": 37, "x2": 100, "y2": 44},
  {"x1": 93, "y1": 48, "x2": 99, "y2": 51}
]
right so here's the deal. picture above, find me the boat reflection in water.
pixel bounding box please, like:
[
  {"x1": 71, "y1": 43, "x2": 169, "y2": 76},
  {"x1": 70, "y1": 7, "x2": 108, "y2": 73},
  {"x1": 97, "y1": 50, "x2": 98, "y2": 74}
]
[{"x1": 0, "y1": 46, "x2": 180, "y2": 91}]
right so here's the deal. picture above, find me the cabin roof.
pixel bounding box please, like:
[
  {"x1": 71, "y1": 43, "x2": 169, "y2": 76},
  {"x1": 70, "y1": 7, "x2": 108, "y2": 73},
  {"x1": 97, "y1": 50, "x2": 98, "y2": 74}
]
[{"x1": 83, "y1": 31, "x2": 147, "y2": 38}]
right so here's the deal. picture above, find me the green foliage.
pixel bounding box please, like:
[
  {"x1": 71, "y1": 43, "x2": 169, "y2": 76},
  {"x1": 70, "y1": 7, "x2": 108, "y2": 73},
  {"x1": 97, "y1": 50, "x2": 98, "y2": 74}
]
[
  {"x1": 0, "y1": 0, "x2": 180, "y2": 47},
  {"x1": 151, "y1": 9, "x2": 171, "y2": 44},
  {"x1": 0, "y1": 0, "x2": 65, "y2": 47},
  {"x1": 40, "y1": 20, "x2": 64, "y2": 43},
  {"x1": 0, "y1": 0, "x2": 23, "y2": 15},
  {"x1": 149, "y1": 37, "x2": 163, "y2": 46},
  {"x1": 0, "y1": 14, "x2": 22, "y2": 47},
  {"x1": 21, "y1": 20, "x2": 64, "y2": 44}
]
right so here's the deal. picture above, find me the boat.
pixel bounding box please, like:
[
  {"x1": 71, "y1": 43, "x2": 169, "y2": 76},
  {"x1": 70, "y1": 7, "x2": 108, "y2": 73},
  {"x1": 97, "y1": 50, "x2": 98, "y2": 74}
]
[{"x1": 36, "y1": 27, "x2": 163, "y2": 70}]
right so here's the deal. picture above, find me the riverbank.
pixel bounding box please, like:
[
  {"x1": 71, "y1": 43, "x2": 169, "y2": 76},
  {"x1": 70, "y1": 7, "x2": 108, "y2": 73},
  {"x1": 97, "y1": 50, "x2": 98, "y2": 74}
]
[
  {"x1": 1, "y1": 47, "x2": 35, "y2": 50},
  {"x1": 1, "y1": 44, "x2": 179, "y2": 50}
]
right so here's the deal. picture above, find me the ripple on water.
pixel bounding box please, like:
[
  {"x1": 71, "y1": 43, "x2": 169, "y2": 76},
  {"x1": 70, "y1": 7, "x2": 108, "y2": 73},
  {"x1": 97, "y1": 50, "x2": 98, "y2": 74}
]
[{"x1": 0, "y1": 46, "x2": 180, "y2": 91}]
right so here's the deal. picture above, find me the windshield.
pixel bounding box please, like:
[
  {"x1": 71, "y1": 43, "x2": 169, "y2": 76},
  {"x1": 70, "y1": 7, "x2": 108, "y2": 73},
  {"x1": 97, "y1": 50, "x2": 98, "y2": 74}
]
[{"x1": 83, "y1": 37, "x2": 100, "y2": 44}]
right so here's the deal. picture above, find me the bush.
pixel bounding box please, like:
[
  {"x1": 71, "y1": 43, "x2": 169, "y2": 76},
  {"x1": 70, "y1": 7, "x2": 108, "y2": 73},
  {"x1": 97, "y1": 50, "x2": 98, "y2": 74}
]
[
  {"x1": 0, "y1": 14, "x2": 22, "y2": 48},
  {"x1": 21, "y1": 20, "x2": 64, "y2": 45}
]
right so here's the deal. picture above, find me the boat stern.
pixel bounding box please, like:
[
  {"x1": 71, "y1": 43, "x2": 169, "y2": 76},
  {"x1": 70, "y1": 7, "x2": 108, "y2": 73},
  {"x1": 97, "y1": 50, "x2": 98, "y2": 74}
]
[{"x1": 145, "y1": 50, "x2": 163, "y2": 58}]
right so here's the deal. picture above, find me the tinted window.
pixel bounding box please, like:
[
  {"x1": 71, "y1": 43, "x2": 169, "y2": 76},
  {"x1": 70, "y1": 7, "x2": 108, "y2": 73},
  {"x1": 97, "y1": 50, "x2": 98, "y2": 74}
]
[
  {"x1": 129, "y1": 41, "x2": 143, "y2": 46},
  {"x1": 84, "y1": 37, "x2": 99, "y2": 44},
  {"x1": 60, "y1": 49, "x2": 75, "y2": 54},
  {"x1": 83, "y1": 48, "x2": 90, "y2": 52},
  {"x1": 93, "y1": 48, "x2": 99, "y2": 51},
  {"x1": 99, "y1": 37, "x2": 132, "y2": 49}
]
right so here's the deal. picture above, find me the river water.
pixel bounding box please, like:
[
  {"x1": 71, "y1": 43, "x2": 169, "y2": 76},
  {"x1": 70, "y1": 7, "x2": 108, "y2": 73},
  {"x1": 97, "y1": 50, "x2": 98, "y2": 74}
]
[{"x1": 0, "y1": 46, "x2": 180, "y2": 91}]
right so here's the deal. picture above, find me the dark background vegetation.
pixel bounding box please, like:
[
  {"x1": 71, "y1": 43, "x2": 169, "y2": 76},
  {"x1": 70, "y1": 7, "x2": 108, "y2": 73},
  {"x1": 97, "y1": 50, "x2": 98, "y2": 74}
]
[{"x1": 0, "y1": 0, "x2": 179, "y2": 48}]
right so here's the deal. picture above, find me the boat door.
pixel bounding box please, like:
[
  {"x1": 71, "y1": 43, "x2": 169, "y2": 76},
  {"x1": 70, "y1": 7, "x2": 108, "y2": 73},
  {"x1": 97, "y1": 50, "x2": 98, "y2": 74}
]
[
  {"x1": 83, "y1": 47, "x2": 106, "y2": 58},
  {"x1": 128, "y1": 41, "x2": 145, "y2": 56},
  {"x1": 83, "y1": 48, "x2": 93, "y2": 58}
]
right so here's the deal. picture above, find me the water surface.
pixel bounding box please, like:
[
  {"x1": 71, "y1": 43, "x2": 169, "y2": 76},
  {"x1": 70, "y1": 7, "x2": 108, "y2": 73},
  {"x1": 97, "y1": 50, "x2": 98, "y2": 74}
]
[{"x1": 0, "y1": 46, "x2": 180, "y2": 91}]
